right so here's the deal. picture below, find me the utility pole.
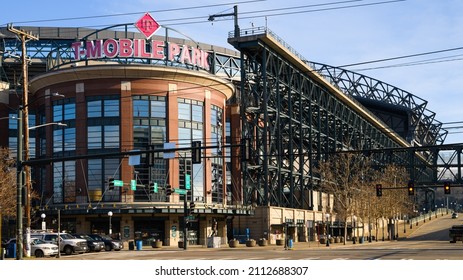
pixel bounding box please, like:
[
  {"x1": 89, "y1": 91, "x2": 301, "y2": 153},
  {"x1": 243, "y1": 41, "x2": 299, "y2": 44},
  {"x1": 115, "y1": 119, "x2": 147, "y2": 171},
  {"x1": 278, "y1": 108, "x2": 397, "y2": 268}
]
[
  {"x1": 7, "y1": 24, "x2": 39, "y2": 259},
  {"x1": 208, "y1": 5, "x2": 240, "y2": 37}
]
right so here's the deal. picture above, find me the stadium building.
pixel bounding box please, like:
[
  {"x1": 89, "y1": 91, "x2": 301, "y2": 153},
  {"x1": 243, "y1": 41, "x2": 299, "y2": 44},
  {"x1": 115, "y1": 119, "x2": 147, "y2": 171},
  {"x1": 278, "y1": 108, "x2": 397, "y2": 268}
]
[{"x1": 0, "y1": 14, "x2": 446, "y2": 246}]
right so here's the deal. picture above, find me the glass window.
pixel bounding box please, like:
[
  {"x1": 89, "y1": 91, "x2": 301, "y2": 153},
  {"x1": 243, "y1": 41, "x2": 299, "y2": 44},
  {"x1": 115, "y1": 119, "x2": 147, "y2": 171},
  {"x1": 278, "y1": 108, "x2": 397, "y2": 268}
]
[
  {"x1": 151, "y1": 100, "x2": 166, "y2": 118},
  {"x1": 87, "y1": 127, "x2": 102, "y2": 149},
  {"x1": 64, "y1": 103, "x2": 75, "y2": 120},
  {"x1": 87, "y1": 158, "x2": 120, "y2": 202},
  {"x1": 104, "y1": 126, "x2": 120, "y2": 148},
  {"x1": 105, "y1": 99, "x2": 120, "y2": 117},
  {"x1": 178, "y1": 103, "x2": 191, "y2": 120},
  {"x1": 134, "y1": 125, "x2": 150, "y2": 147},
  {"x1": 87, "y1": 100, "x2": 102, "y2": 118},
  {"x1": 52, "y1": 162, "x2": 64, "y2": 203},
  {"x1": 192, "y1": 104, "x2": 203, "y2": 123},
  {"x1": 133, "y1": 99, "x2": 149, "y2": 117},
  {"x1": 88, "y1": 98, "x2": 120, "y2": 118},
  {"x1": 178, "y1": 127, "x2": 191, "y2": 148},
  {"x1": 53, "y1": 105, "x2": 63, "y2": 122},
  {"x1": 53, "y1": 129, "x2": 64, "y2": 153},
  {"x1": 87, "y1": 159, "x2": 103, "y2": 192},
  {"x1": 64, "y1": 127, "x2": 76, "y2": 151}
]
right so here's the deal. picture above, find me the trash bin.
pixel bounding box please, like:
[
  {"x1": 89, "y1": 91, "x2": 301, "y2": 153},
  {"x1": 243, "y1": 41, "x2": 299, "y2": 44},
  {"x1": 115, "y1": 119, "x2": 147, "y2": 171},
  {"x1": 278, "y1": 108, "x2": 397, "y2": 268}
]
[
  {"x1": 288, "y1": 239, "x2": 293, "y2": 249},
  {"x1": 6, "y1": 243, "x2": 16, "y2": 258},
  {"x1": 128, "y1": 241, "x2": 134, "y2": 250},
  {"x1": 135, "y1": 240, "x2": 143, "y2": 251}
]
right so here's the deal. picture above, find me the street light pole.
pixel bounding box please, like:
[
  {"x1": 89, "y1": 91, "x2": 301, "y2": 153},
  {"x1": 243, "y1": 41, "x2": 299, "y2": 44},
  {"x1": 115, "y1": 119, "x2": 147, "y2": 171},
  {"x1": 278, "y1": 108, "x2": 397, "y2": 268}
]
[{"x1": 108, "y1": 211, "x2": 113, "y2": 235}]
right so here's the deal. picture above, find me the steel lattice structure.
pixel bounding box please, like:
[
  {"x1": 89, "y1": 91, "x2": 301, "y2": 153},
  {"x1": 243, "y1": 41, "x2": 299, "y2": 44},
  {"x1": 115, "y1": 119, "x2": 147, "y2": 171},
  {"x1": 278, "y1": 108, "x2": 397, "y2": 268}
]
[{"x1": 228, "y1": 27, "x2": 441, "y2": 208}]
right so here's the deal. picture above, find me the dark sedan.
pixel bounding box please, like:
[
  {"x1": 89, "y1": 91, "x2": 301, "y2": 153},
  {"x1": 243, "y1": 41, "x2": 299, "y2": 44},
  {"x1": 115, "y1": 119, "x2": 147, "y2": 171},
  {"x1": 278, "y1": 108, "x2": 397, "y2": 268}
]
[
  {"x1": 72, "y1": 234, "x2": 105, "y2": 252},
  {"x1": 87, "y1": 234, "x2": 123, "y2": 251}
]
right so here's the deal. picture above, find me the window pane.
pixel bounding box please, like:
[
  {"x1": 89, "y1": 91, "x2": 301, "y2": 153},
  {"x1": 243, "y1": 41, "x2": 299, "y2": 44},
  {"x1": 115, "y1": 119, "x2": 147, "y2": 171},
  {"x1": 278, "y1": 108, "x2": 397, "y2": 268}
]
[
  {"x1": 53, "y1": 104, "x2": 63, "y2": 122},
  {"x1": 53, "y1": 129, "x2": 63, "y2": 153},
  {"x1": 192, "y1": 104, "x2": 203, "y2": 122},
  {"x1": 178, "y1": 103, "x2": 191, "y2": 120},
  {"x1": 133, "y1": 99, "x2": 149, "y2": 117},
  {"x1": 104, "y1": 126, "x2": 120, "y2": 148},
  {"x1": 64, "y1": 128, "x2": 76, "y2": 151},
  {"x1": 178, "y1": 127, "x2": 191, "y2": 148},
  {"x1": 88, "y1": 127, "x2": 102, "y2": 149},
  {"x1": 87, "y1": 100, "x2": 102, "y2": 118},
  {"x1": 64, "y1": 103, "x2": 75, "y2": 120},
  {"x1": 105, "y1": 99, "x2": 120, "y2": 117},
  {"x1": 87, "y1": 159, "x2": 102, "y2": 191},
  {"x1": 151, "y1": 100, "x2": 166, "y2": 118}
]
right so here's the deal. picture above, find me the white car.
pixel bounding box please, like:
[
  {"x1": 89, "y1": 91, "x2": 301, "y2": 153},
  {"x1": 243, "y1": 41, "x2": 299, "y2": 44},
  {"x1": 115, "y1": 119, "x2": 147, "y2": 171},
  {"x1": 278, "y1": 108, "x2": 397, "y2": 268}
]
[
  {"x1": 6, "y1": 238, "x2": 59, "y2": 258},
  {"x1": 30, "y1": 238, "x2": 59, "y2": 257}
]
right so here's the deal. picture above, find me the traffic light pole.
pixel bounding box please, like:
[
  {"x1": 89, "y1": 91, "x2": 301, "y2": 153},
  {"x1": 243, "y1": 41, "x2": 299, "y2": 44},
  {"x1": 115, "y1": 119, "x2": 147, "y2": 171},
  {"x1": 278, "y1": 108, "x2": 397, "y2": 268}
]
[{"x1": 183, "y1": 194, "x2": 188, "y2": 250}]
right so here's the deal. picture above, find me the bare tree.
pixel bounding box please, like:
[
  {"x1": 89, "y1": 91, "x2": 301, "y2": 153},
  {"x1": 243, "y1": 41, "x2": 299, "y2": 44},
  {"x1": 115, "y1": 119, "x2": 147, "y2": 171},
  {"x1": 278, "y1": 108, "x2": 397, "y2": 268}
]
[
  {"x1": 375, "y1": 164, "x2": 411, "y2": 239},
  {"x1": 0, "y1": 147, "x2": 16, "y2": 217},
  {"x1": 317, "y1": 152, "x2": 375, "y2": 244}
]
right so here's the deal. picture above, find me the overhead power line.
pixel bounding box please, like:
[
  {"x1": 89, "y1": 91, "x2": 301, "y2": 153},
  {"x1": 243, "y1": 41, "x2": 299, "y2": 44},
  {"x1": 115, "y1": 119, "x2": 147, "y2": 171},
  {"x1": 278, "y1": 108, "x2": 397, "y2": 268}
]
[
  {"x1": 338, "y1": 46, "x2": 463, "y2": 68},
  {"x1": 2, "y1": 0, "x2": 405, "y2": 28},
  {"x1": 1, "y1": 0, "x2": 264, "y2": 26}
]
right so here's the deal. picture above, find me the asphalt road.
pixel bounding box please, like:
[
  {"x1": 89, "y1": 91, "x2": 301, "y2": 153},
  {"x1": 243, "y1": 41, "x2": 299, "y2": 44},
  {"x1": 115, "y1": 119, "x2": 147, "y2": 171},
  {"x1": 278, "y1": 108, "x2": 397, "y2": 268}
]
[{"x1": 54, "y1": 213, "x2": 463, "y2": 260}]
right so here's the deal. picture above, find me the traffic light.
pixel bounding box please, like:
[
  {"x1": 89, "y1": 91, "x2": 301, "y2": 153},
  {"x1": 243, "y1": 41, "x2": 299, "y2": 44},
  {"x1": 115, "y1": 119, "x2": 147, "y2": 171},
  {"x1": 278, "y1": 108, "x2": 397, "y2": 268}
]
[
  {"x1": 189, "y1": 201, "x2": 196, "y2": 214},
  {"x1": 444, "y1": 182, "x2": 451, "y2": 194},
  {"x1": 376, "y1": 184, "x2": 382, "y2": 197},
  {"x1": 165, "y1": 184, "x2": 172, "y2": 196},
  {"x1": 192, "y1": 141, "x2": 201, "y2": 164},
  {"x1": 149, "y1": 182, "x2": 158, "y2": 193},
  {"x1": 108, "y1": 177, "x2": 115, "y2": 190},
  {"x1": 408, "y1": 180, "x2": 415, "y2": 196}
]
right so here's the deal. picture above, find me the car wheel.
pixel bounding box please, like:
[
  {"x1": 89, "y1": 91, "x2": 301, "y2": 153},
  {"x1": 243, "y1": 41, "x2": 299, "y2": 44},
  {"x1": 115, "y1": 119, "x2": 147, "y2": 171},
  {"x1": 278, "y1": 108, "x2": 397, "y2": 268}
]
[
  {"x1": 104, "y1": 244, "x2": 112, "y2": 251},
  {"x1": 64, "y1": 245, "x2": 74, "y2": 255},
  {"x1": 35, "y1": 250, "x2": 44, "y2": 258}
]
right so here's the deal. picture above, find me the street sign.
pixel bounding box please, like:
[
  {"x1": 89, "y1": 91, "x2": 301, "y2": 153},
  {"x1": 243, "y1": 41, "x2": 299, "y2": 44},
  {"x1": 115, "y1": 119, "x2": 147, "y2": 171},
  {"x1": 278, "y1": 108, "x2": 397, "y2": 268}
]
[
  {"x1": 185, "y1": 174, "x2": 191, "y2": 190},
  {"x1": 114, "y1": 180, "x2": 124, "y2": 187},
  {"x1": 130, "y1": 180, "x2": 137, "y2": 190},
  {"x1": 174, "y1": 189, "x2": 187, "y2": 195}
]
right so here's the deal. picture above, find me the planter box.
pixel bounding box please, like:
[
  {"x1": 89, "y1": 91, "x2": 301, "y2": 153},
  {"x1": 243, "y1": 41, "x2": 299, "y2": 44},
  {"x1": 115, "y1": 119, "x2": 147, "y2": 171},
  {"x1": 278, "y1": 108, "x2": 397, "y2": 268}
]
[
  {"x1": 229, "y1": 240, "x2": 239, "y2": 248},
  {"x1": 246, "y1": 240, "x2": 256, "y2": 247},
  {"x1": 276, "y1": 239, "x2": 284, "y2": 246},
  {"x1": 151, "y1": 240, "x2": 163, "y2": 248},
  {"x1": 258, "y1": 239, "x2": 268, "y2": 246}
]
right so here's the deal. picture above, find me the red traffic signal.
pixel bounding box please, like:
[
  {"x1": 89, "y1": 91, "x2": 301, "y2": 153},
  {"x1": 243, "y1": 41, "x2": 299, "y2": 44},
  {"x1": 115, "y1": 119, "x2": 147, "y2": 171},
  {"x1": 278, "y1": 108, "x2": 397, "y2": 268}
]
[{"x1": 444, "y1": 182, "x2": 451, "y2": 194}]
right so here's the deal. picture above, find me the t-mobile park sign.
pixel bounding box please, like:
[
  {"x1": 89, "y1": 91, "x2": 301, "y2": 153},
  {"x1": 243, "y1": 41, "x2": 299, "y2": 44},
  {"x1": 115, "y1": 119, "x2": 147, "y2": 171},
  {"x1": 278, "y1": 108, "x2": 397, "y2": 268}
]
[{"x1": 71, "y1": 13, "x2": 209, "y2": 70}]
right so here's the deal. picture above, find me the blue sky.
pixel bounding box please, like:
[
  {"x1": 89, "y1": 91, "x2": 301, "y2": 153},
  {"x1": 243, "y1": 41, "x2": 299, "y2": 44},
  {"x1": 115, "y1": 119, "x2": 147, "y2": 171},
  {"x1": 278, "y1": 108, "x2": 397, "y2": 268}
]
[{"x1": 2, "y1": 0, "x2": 463, "y2": 144}]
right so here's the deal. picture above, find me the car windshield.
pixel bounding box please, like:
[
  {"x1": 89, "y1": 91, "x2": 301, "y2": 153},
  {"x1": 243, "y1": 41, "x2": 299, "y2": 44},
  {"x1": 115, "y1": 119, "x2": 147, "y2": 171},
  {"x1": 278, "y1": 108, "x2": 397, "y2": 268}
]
[
  {"x1": 91, "y1": 235, "x2": 112, "y2": 241},
  {"x1": 60, "y1": 233, "x2": 76, "y2": 240},
  {"x1": 31, "y1": 239, "x2": 47, "y2": 245},
  {"x1": 79, "y1": 235, "x2": 94, "y2": 240}
]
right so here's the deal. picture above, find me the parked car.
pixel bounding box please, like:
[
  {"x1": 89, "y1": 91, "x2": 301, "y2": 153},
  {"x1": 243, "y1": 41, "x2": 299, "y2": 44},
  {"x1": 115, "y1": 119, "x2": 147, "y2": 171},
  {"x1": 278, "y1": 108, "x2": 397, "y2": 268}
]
[
  {"x1": 5, "y1": 238, "x2": 59, "y2": 258},
  {"x1": 87, "y1": 234, "x2": 123, "y2": 251},
  {"x1": 72, "y1": 233, "x2": 105, "y2": 252},
  {"x1": 31, "y1": 232, "x2": 88, "y2": 255}
]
